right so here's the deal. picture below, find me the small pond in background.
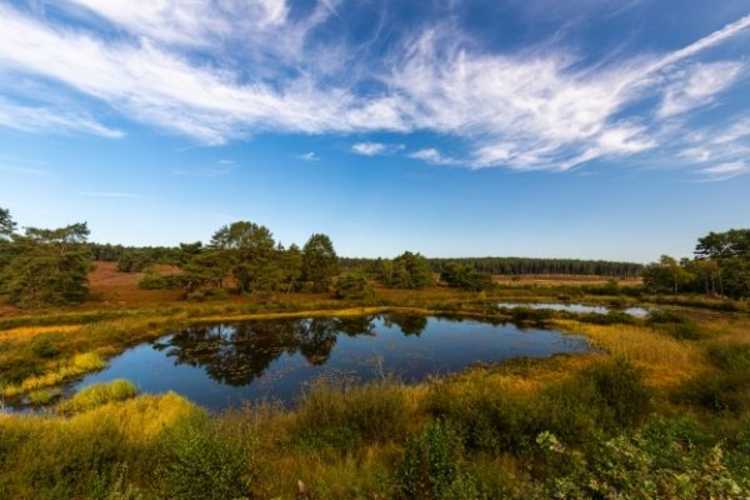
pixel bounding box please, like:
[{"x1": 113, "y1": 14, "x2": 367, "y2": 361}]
[
  {"x1": 65, "y1": 314, "x2": 590, "y2": 411},
  {"x1": 496, "y1": 303, "x2": 650, "y2": 318}
]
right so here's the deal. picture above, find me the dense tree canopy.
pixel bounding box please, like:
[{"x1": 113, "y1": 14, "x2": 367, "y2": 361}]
[
  {"x1": 211, "y1": 221, "x2": 279, "y2": 294},
  {"x1": 374, "y1": 252, "x2": 434, "y2": 289},
  {"x1": 302, "y1": 233, "x2": 338, "y2": 292},
  {"x1": 440, "y1": 262, "x2": 494, "y2": 291},
  {"x1": 1, "y1": 218, "x2": 91, "y2": 307},
  {"x1": 344, "y1": 256, "x2": 643, "y2": 277},
  {"x1": 136, "y1": 222, "x2": 339, "y2": 297},
  {"x1": 643, "y1": 229, "x2": 750, "y2": 299}
]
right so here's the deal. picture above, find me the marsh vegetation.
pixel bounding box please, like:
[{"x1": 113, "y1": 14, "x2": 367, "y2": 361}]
[{"x1": 1, "y1": 206, "x2": 750, "y2": 498}]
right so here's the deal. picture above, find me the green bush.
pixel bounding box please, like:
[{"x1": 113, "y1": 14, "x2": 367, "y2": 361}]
[
  {"x1": 138, "y1": 272, "x2": 185, "y2": 290},
  {"x1": 424, "y1": 358, "x2": 651, "y2": 455},
  {"x1": 333, "y1": 272, "x2": 375, "y2": 300},
  {"x1": 508, "y1": 307, "x2": 554, "y2": 324},
  {"x1": 536, "y1": 421, "x2": 747, "y2": 499},
  {"x1": 585, "y1": 357, "x2": 652, "y2": 430},
  {"x1": 708, "y1": 343, "x2": 750, "y2": 372},
  {"x1": 157, "y1": 415, "x2": 254, "y2": 500},
  {"x1": 395, "y1": 420, "x2": 467, "y2": 500},
  {"x1": 30, "y1": 333, "x2": 62, "y2": 359},
  {"x1": 673, "y1": 371, "x2": 750, "y2": 414},
  {"x1": 579, "y1": 311, "x2": 636, "y2": 325},
  {"x1": 294, "y1": 380, "x2": 409, "y2": 449}
]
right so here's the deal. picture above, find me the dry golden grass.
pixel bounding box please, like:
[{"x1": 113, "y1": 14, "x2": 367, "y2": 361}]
[
  {"x1": 554, "y1": 319, "x2": 708, "y2": 388},
  {"x1": 0, "y1": 324, "x2": 81, "y2": 342},
  {"x1": 2, "y1": 352, "x2": 106, "y2": 397}
]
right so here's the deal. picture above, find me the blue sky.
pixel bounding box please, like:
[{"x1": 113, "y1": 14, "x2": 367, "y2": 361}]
[{"x1": 0, "y1": 0, "x2": 749, "y2": 262}]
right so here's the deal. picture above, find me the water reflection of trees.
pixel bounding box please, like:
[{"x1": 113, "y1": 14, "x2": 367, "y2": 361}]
[
  {"x1": 382, "y1": 314, "x2": 428, "y2": 336},
  {"x1": 155, "y1": 316, "x2": 379, "y2": 386}
]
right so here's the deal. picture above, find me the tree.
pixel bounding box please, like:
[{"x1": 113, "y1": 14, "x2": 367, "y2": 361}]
[
  {"x1": 2, "y1": 223, "x2": 91, "y2": 307},
  {"x1": 695, "y1": 230, "x2": 750, "y2": 260},
  {"x1": 642, "y1": 255, "x2": 694, "y2": 294},
  {"x1": 280, "y1": 243, "x2": 303, "y2": 293},
  {"x1": 333, "y1": 271, "x2": 374, "y2": 300},
  {"x1": 181, "y1": 250, "x2": 232, "y2": 293},
  {"x1": 0, "y1": 207, "x2": 15, "y2": 238},
  {"x1": 440, "y1": 262, "x2": 493, "y2": 291},
  {"x1": 382, "y1": 252, "x2": 433, "y2": 289},
  {"x1": 302, "y1": 233, "x2": 338, "y2": 292},
  {"x1": 211, "y1": 221, "x2": 280, "y2": 293},
  {"x1": 0, "y1": 208, "x2": 17, "y2": 275},
  {"x1": 177, "y1": 241, "x2": 203, "y2": 266}
]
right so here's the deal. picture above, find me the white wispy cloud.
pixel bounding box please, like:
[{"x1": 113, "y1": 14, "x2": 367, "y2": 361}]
[
  {"x1": 0, "y1": 3, "x2": 748, "y2": 175},
  {"x1": 409, "y1": 148, "x2": 461, "y2": 166},
  {"x1": 697, "y1": 161, "x2": 749, "y2": 181},
  {"x1": 351, "y1": 142, "x2": 404, "y2": 156},
  {"x1": 658, "y1": 62, "x2": 743, "y2": 118},
  {"x1": 0, "y1": 96, "x2": 123, "y2": 138},
  {"x1": 297, "y1": 152, "x2": 319, "y2": 161}
]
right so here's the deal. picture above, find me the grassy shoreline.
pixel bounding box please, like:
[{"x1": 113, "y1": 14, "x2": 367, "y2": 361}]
[{"x1": 1, "y1": 290, "x2": 749, "y2": 498}]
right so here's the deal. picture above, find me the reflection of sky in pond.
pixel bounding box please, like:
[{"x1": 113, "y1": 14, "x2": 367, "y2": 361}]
[
  {"x1": 497, "y1": 303, "x2": 650, "y2": 318},
  {"x1": 69, "y1": 315, "x2": 590, "y2": 411}
]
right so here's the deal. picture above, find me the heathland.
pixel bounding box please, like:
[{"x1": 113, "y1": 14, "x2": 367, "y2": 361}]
[{"x1": 1, "y1": 208, "x2": 749, "y2": 499}]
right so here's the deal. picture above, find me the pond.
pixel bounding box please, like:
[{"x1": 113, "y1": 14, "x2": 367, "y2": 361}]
[
  {"x1": 63, "y1": 314, "x2": 589, "y2": 411},
  {"x1": 496, "y1": 302, "x2": 650, "y2": 318}
]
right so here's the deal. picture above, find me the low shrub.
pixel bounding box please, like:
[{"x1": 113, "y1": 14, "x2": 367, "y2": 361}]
[
  {"x1": 708, "y1": 343, "x2": 750, "y2": 372},
  {"x1": 293, "y1": 380, "x2": 410, "y2": 449},
  {"x1": 508, "y1": 307, "x2": 554, "y2": 324},
  {"x1": 579, "y1": 311, "x2": 635, "y2": 325},
  {"x1": 537, "y1": 426, "x2": 747, "y2": 499},
  {"x1": 333, "y1": 272, "x2": 375, "y2": 300},
  {"x1": 29, "y1": 333, "x2": 62, "y2": 359},
  {"x1": 646, "y1": 310, "x2": 704, "y2": 340},
  {"x1": 156, "y1": 414, "x2": 255, "y2": 500},
  {"x1": 58, "y1": 379, "x2": 138, "y2": 415},
  {"x1": 138, "y1": 272, "x2": 185, "y2": 290},
  {"x1": 424, "y1": 357, "x2": 651, "y2": 455},
  {"x1": 395, "y1": 420, "x2": 475, "y2": 500},
  {"x1": 584, "y1": 356, "x2": 652, "y2": 430},
  {"x1": 673, "y1": 371, "x2": 750, "y2": 414}
]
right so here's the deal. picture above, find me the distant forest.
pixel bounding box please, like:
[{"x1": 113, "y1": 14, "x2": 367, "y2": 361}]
[
  {"x1": 344, "y1": 257, "x2": 643, "y2": 277},
  {"x1": 88, "y1": 244, "x2": 643, "y2": 277}
]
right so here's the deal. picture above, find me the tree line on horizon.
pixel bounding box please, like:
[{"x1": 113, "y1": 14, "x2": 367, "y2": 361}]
[
  {"x1": 2, "y1": 205, "x2": 749, "y2": 306},
  {"x1": 94, "y1": 245, "x2": 644, "y2": 278},
  {"x1": 342, "y1": 256, "x2": 644, "y2": 278}
]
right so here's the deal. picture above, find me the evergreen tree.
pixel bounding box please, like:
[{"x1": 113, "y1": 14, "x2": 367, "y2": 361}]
[
  {"x1": 382, "y1": 252, "x2": 434, "y2": 289},
  {"x1": 302, "y1": 233, "x2": 338, "y2": 292},
  {"x1": 2, "y1": 222, "x2": 91, "y2": 307},
  {"x1": 211, "y1": 221, "x2": 280, "y2": 293}
]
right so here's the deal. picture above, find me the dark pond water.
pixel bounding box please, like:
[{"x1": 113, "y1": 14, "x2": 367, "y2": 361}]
[
  {"x1": 67, "y1": 314, "x2": 589, "y2": 411},
  {"x1": 496, "y1": 302, "x2": 650, "y2": 318}
]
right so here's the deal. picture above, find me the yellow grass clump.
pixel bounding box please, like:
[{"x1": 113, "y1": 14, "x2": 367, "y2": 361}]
[
  {"x1": 0, "y1": 324, "x2": 81, "y2": 342},
  {"x1": 2, "y1": 352, "x2": 106, "y2": 397},
  {"x1": 555, "y1": 320, "x2": 708, "y2": 388},
  {"x1": 57, "y1": 379, "x2": 138, "y2": 415}
]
